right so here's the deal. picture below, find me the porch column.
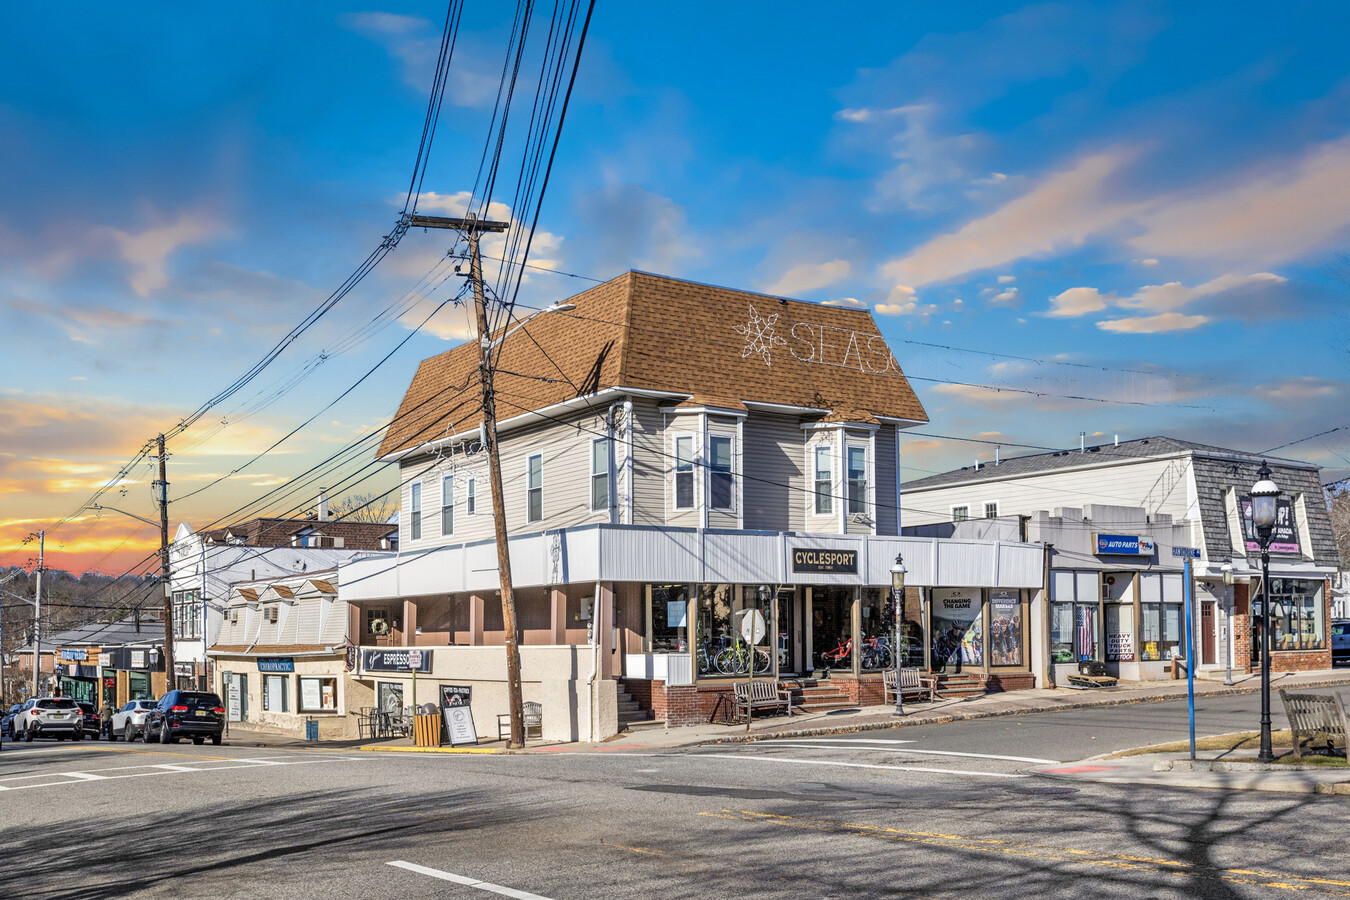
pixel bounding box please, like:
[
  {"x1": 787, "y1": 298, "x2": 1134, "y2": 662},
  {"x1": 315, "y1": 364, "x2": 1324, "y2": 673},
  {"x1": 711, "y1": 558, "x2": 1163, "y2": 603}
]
[
  {"x1": 596, "y1": 583, "x2": 615, "y2": 679},
  {"x1": 348, "y1": 604, "x2": 362, "y2": 644},
  {"x1": 468, "y1": 594, "x2": 485, "y2": 646},
  {"x1": 549, "y1": 588, "x2": 567, "y2": 644},
  {"x1": 402, "y1": 599, "x2": 418, "y2": 647}
]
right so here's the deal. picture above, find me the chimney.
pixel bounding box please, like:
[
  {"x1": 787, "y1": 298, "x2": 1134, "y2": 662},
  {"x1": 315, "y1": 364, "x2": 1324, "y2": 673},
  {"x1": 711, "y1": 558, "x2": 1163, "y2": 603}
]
[{"x1": 317, "y1": 489, "x2": 329, "y2": 522}]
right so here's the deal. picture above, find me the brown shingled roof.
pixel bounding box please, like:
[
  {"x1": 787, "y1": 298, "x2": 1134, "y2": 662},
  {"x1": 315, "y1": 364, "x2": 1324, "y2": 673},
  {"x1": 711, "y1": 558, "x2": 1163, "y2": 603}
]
[{"x1": 380, "y1": 272, "x2": 928, "y2": 457}]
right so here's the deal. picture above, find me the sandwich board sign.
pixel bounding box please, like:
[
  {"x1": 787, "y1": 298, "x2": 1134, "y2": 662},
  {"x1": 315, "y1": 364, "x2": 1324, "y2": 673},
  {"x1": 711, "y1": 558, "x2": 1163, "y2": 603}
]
[{"x1": 441, "y1": 684, "x2": 477, "y2": 746}]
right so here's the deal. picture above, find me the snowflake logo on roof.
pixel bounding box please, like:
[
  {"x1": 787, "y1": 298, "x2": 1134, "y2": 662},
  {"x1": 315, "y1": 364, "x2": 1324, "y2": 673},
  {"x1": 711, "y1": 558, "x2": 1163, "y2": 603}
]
[{"x1": 734, "y1": 305, "x2": 787, "y2": 366}]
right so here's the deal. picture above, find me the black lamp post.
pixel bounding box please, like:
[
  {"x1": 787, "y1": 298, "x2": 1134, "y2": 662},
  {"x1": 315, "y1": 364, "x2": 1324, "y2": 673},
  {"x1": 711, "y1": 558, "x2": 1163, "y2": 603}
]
[
  {"x1": 1249, "y1": 462, "x2": 1281, "y2": 763},
  {"x1": 891, "y1": 553, "x2": 907, "y2": 716}
]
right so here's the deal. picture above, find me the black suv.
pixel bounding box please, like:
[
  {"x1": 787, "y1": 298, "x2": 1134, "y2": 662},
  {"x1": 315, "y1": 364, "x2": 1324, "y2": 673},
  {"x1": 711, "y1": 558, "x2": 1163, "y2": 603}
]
[{"x1": 144, "y1": 690, "x2": 225, "y2": 746}]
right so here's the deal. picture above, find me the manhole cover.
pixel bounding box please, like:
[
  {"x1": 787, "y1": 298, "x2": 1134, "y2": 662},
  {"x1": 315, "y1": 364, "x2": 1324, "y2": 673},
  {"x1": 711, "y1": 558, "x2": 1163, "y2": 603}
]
[{"x1": 1005, "y1": 786, "x2": 1079, "y2": 796}]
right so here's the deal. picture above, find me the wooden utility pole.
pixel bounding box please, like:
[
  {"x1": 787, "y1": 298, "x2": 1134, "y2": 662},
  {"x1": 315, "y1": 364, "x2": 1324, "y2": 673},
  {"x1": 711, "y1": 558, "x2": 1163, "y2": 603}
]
[
  {"x1": 400, "y1": 213, "x2": 524, "y2": 746},
  {"x1": 33, "y1": 531, "x2": 43, "y2": 697},
  {"x1": 155, "y1": 434, "x2": 176, "y2": 691}
]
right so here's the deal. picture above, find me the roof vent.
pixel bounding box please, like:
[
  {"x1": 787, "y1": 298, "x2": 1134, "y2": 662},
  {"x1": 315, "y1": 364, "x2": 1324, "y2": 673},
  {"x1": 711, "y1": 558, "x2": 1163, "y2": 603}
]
[{"x1": 1088, "y1": 446, "x2": 1100, "y2": 452}]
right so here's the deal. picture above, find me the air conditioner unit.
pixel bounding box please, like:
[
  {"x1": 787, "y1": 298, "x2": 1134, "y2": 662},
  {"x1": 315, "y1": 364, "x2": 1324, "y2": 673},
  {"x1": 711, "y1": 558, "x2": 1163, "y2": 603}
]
[{"x1": 266, "y1": 606, "x2": 279, "y2": 624}]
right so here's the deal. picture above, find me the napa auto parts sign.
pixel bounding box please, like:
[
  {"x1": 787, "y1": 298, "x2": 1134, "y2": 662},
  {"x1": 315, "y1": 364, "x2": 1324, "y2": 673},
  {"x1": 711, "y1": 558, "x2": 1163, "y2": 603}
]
[{"x1": 1094, "y1": 534, "x2": 1155, "y2": 556}]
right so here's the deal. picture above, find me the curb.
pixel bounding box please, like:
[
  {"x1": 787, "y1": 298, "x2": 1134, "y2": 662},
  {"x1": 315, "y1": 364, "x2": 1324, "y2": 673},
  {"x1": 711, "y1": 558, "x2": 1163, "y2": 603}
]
[
  {"x1": 701, "y1": 676, "x2": 1350, "y2": 746},
  {"x1": 357, "y1": 745, "x2": 504, "y2": 754}
]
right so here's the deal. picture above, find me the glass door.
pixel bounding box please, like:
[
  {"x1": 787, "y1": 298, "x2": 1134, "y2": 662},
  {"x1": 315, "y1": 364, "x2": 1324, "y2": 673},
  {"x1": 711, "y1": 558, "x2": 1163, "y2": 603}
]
[{"x1": 774, "y1": 587, "x2": 801, "y2": 675}]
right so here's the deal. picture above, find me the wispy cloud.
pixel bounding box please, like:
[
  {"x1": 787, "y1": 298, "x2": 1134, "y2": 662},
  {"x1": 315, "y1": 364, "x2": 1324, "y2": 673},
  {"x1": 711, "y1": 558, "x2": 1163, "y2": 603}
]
[
  {"x1": 764, "y1": 259, "x2": 851, "y2": 296},
  {"x1": 1097, "y1": 312, "x2": 1209, "y2": 333}
]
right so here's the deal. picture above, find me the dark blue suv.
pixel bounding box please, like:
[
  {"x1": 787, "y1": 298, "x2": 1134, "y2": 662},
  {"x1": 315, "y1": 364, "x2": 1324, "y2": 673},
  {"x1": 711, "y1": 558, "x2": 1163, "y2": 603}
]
[{"x1": 144, "y1": 690, "x2": 225, "y2": 746}]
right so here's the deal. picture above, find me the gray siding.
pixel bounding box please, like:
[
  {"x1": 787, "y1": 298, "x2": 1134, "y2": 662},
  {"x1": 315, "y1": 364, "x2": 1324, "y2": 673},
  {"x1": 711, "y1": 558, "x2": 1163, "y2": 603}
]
[
  {"x1": 743, "y1": 414, "x2": 804, "y2": 532},
  {"x1": 629, "y1": 398, "x2": 666, "y2": 526},
  {"x1": 875, "y1": 425, "x2": 899, "y2": 535}
]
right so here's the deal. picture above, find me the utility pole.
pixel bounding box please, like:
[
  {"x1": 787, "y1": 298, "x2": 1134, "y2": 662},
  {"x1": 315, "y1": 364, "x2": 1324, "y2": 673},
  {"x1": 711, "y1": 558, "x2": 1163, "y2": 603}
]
[
  {"x1": 400, "y1": 213, "x2": 524, "y2": 746},
  {"x1": 34, "y1": 531, "x2": 43, "y2": 697},
  {"x1": 155, "y1": 434, "x2": 176, "y2": 692}
]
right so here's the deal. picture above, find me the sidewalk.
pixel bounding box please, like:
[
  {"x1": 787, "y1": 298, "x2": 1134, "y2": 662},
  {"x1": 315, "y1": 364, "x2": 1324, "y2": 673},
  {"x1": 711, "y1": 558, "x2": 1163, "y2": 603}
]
[
  {"x1": 585, "y1": 666, "x2": 1350, "y2": 754},
  {"x1": 1033, "y1": 752, "x2": 1350, "y2": 795},
  {"x1": 231, "y1": 667, "x2": 1350, "y2": 761}
]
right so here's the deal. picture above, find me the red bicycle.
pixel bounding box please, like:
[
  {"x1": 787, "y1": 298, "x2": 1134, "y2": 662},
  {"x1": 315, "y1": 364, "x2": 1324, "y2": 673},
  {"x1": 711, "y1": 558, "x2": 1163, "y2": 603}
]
[{"x1": 818, "y1": 637, "x2": 853, "y2": 669}]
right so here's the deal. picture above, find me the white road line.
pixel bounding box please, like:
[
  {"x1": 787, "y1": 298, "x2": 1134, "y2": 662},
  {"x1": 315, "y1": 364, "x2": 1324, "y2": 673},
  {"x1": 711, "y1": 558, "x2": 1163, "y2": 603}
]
[
  {"x1": 769, "y1": 741, "x2": 1059, "y2": 765},
  {"x1": 388, "y1": 861, "x2": 554, "y2": 900},
  {"x1": 152, "y1": 764, "x2": 202, "y2": 772},
  {"x1": 697, "y1": 752, "x2": 1028, "y2": 779},
  {"x1": 58, "y1": 771, "x2": 108, "y2": 780},
  {"x1": 0, "y1": 755, "x2": 371, "y2": 792}
]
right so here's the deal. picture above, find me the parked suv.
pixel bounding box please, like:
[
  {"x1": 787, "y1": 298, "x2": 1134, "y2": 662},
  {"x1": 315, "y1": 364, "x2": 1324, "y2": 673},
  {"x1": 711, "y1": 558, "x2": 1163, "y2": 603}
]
[
  {"x1": 2, "y1": 703, "x2": 20, "y2": 738},
  {"x1": 111, "y1": 699, "x2": 158, "y2": 741},
  {"x1": 13, "y1": 697, "x2": 83, "y2": 741},
  {"x1": 1333, "y1": 619, "x2": 1349, "y2": 666},
  {"x1": 75, "y1": 702, "x2": 102, "y2": 740},
  {"x1": 144, "y1": 690, "x2": 224, "y2": 746}
]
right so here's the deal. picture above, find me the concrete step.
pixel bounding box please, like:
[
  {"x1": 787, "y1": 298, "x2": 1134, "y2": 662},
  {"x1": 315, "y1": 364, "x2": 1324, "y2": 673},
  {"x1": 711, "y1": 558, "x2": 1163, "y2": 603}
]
[{"x1": 622, "y1": 718, "x2": 665, "y2": 731}]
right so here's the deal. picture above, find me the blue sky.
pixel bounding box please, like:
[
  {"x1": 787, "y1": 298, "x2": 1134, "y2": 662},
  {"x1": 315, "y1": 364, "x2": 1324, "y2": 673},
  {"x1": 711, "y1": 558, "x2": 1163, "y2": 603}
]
[{"x1": 3, "y1": 2, "x2": 1349, "y2": 572}]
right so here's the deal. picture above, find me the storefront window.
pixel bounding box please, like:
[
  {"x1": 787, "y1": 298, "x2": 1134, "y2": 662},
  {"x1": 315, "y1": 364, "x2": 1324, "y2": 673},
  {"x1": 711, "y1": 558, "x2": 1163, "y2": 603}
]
[
  {"x1": 989, "y1": 590, "x2": 1022, "y2": 666},
  {"x1": 129, "y1": 671, "x2": 151, "y2": 700},
  {"x1": 1139, "y1": 572, "x2": 1183, "y2": 660},
  {"x1": 1051, "y1": 571, "x2": 1098, "y2": 663},
  {"x1": 647, "y1": 584, "x2": 690, "y2": 652},
  {"x1": 812, "y1": 587, "x2": 853, "y2": 671},
  {"x1": 932, "y1": 588, "x2": 983, "y2": 669},
  {"x1": 1253, "y1": 579, "x2": 1326, "y2": 652},
  {"x1": 299, "y1": 676, "x2": 338, "y2": 712},
  {"x1": 697, "y1": 585, "x2": 769, "y2": 676},
  {"x1": 859, "y1": 588, "x2": 891, "y2": 670}
]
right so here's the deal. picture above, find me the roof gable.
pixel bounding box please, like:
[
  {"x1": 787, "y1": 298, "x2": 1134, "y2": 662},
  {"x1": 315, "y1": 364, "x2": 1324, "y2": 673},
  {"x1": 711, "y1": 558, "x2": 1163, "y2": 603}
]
[{"x1": 379, "y1": 271, "x2": 927, "y2": 457}]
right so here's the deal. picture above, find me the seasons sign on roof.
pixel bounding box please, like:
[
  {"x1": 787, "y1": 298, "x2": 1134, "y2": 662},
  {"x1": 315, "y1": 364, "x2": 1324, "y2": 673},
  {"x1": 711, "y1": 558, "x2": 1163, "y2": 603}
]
[{"x1": 735, "y1": 305, "x2": 902, "y2": 375}]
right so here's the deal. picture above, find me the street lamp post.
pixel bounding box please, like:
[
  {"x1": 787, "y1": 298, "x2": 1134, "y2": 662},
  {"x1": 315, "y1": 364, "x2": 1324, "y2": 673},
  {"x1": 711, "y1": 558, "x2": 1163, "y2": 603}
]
[
  {"x1": 891, "y1": 554, "x2": 907, "y2": 716},
  {"x1": 1249, "y1": 462, "x2": 1281, "y2": 763}
]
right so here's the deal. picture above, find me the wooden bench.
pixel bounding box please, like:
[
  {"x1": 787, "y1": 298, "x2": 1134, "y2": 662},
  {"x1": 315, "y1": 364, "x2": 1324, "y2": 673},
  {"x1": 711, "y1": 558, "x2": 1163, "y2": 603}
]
[
  {"x1": 884, "y1": 667, "x2": 937, "y2": 703},
  {"x1": 732, "y1": 680, "x2": 792, "y2": 722},
  {"x1": 1279, "y1": 691, "x2": 1350, "y2": 757}
]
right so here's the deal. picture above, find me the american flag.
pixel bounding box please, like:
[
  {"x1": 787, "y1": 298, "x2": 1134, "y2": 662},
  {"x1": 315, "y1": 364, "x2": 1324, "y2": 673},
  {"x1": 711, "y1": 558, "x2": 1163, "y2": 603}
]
[{"x1": 1077, "y1": 606, "x2": 1095, "y2": 660}]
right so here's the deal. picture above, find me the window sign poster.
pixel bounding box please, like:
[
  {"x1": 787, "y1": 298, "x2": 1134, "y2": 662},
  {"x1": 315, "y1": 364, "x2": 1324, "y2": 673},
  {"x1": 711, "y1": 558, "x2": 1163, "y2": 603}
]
[
  {"x1": 1105, "y1": 605, "x2": 1136, "y2": 662},
  {"x1": 931, "y1": 589, "x2": 983, "y2": 669},
  {"x1": 667, "y1": 600, "x2": 687, "y2": 629},
  {"x1": 989, "y1": 591, "x2": 1022, "y2": 666},
  {"x1": 300, "y1": 678, "x2": 322, "y2": 712}
]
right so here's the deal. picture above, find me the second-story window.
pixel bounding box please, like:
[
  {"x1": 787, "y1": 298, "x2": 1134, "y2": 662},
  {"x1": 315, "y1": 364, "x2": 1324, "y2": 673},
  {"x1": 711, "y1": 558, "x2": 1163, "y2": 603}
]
[
  {"x1": 441, "y1": 475, "x2": 454, "y2": 536},
  {"x1": 674, "y1": 436, "x2": 694, "y2": 509},
  {"x1": 952, "y1": 505, "x2": 969, "y2": 522},
  {"x1": 466, "y1": 477, "x2": 476, "y2": 515},
  {"x1": 527, "y1": 454, "x2": 543, "y2": 523},
  {"x1": 591, "y1": 438, "x2": 611, "y2": 512},
  {"x1": 984, "y1": 501, "x2": 999, "y2": 519},
  {"x1": 709, "y1": 435, "x2": 734, "y2": 511},
  {"x1": 813, "y1": 444, "x2": 833, "y2": 515},
  {"x1": 846, "y1": 446, "x2": 867, "y2": 514},
  {"x1": 410, "y1": 482, "x2": 422, "y2": 540}
]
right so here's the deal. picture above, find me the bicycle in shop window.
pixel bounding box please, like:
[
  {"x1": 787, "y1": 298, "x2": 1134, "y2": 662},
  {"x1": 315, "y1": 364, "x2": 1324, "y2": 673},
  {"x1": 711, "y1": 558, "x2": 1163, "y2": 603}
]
[{"x1": 712, "y1": 641, "x2": 772, "y2": 676}]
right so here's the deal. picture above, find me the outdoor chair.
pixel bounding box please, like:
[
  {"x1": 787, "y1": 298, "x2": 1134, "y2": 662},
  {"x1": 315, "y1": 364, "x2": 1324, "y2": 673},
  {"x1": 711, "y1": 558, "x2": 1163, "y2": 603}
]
[{"x1": 498, "y1": 701, "x2": 544, "y2": 741}]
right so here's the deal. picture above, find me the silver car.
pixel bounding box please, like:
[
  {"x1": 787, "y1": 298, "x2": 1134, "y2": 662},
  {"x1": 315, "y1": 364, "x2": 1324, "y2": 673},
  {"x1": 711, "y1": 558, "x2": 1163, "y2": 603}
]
[
  {"x1": 13, "y1": 697, "x2": 83, "y2": 741},
  {"x1": 111, "y1": 699, "x2": 158, "y2": 742}
]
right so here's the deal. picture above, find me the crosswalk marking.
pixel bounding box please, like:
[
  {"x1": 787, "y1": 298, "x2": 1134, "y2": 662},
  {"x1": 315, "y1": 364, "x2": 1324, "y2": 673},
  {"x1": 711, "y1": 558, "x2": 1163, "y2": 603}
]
[{"x1": 388, "y1": 861, "x2": 555, "y2": 900}]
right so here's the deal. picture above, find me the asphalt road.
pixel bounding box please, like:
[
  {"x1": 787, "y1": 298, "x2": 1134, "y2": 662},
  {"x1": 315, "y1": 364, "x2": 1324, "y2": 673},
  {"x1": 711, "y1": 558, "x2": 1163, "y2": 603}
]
[{"x1": 2, "y1": 695, "x2": 1348, "y2": 900}]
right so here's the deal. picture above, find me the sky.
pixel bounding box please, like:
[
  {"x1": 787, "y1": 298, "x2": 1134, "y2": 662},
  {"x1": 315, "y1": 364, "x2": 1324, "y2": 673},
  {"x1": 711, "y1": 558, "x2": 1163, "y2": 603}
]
[{"x1": 2, "y1": 1, "x2": 1349, "y2": 576}]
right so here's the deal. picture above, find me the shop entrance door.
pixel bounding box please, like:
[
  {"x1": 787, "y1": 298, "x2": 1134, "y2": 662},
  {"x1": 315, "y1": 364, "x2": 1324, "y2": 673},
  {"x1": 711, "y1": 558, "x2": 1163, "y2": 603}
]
[
  {"x1": 775, "y1": 588, "x2": 802, "y2": 676},
  {"x1": 1201, "y1": 602, "x2": 1216, "y2": 664},
  {"x1": 810, "y1": 587, "x2": 853, "y2": 673}
]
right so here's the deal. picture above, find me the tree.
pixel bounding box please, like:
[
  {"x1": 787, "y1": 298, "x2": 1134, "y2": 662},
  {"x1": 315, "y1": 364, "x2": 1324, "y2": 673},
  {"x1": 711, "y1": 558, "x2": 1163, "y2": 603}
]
[
  {"x1": 1329, "y1": 485, "x2": 1350, "y2": 568},
  {"x1": 330, "y1": 492, "x2": 395, "y2": 524}
]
